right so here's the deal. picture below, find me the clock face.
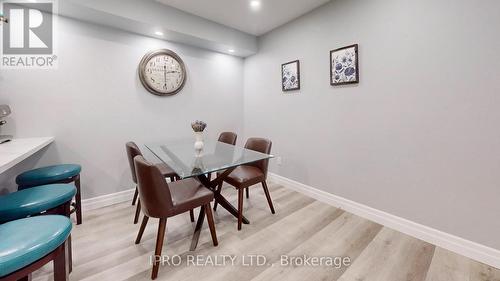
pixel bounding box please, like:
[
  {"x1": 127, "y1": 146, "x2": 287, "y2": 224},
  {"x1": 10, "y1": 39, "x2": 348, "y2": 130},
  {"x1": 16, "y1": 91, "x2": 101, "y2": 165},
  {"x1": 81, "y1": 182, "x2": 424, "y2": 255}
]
[{"x1": 139, "y1": 49, "x2": 187, "y2": 96}]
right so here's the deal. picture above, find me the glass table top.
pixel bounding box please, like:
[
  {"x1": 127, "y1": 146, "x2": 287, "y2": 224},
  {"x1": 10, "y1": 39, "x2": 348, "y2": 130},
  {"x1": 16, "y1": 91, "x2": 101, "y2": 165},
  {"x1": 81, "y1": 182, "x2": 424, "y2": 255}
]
[{"x1": 145, "y1": 139, "x2": 273, "y2": 179}]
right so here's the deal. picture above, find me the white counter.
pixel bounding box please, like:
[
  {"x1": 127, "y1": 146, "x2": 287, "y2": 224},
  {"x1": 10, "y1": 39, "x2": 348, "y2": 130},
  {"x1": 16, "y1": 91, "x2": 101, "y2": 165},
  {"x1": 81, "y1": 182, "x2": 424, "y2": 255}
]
[{"x1": 0, "y1": 137, "x2": 55, "y2": 174}]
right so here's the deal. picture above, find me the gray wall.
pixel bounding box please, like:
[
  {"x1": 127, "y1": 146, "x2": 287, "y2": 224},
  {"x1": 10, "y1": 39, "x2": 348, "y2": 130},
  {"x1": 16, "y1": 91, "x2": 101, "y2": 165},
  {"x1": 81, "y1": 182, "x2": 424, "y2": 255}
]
[
  {"x1": 0, "y1": 16, "x2": 244, "y2": 198},
  {"x1": 2, "y1": 0, "x2": 499, "y2": 252},
  {"x1": 243, "y1": 0, "x2": 500, "y2": 250}
]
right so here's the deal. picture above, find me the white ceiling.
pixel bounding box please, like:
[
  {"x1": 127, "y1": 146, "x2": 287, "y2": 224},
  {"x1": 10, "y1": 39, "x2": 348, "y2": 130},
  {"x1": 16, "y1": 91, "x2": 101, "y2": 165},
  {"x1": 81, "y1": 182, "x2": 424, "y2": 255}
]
[
  {"x1": 60, "y1": 0, "x2": 258, "y2": 57},
  {"x1": 156, "y1": 0, "x2": 331, "y2": 36}
]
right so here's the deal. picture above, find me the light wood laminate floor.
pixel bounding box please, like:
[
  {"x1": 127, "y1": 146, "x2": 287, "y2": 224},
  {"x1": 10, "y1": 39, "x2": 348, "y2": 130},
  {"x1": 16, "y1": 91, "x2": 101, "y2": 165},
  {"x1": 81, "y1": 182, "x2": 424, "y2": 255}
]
[{"x1": 33, "y1": 182, "x2": 500, "y2": 281}]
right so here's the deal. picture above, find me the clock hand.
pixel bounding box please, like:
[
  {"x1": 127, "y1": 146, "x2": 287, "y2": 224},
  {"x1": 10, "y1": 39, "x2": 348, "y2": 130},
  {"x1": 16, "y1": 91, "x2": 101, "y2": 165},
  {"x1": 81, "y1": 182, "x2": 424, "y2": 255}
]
[{"x1": 163, "y1": 65, "x2": 167, "y2": 88}]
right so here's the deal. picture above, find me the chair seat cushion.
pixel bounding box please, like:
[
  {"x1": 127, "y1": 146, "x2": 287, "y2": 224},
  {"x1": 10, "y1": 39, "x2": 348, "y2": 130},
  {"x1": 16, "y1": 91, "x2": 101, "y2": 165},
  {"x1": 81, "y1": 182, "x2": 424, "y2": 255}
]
[
  {"x1": 169, "y1": 178, "x2": 213, "y2": 215},
  {"x1": 0, "y1": 184, "x2": 76, "y2": 223},
  {"x1": 156, "y1": 163, "x2": 177, "y2": 178},
  {"x1": 0, "y1": 215, "x2": 72, "y2": 277},
  {"x1": 225, "y1": 165, "x2": 265, "y2": 188},
  {"x1": 16, "y1": 164, "x2": 81, "y2": 188}
]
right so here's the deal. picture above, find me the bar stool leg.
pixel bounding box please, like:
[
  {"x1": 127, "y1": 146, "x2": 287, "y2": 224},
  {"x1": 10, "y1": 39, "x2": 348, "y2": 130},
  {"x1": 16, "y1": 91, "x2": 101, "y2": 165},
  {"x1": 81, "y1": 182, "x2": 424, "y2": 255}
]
[
  {"x1": 75, "y1": 175, "x2": 83, "y2": 225},
  {"x1": 54, "y1": 242, "x2": 68, "y2": 281},
  {"x1": 62, "y1": 201, "x2": 73, "y2": 274}
]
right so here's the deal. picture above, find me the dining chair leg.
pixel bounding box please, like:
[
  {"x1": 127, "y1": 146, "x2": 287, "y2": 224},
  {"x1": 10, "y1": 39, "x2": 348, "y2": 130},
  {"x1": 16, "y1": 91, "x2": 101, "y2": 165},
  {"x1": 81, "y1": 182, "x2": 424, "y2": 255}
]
[
  {"x1": 135, "y1": 215, "x2": 149, "y2": 244},
  {"x1": 134, "y1": 199, "x2": 141, "y2": 224},
  {"x1": 151, "y1": 218, "x2": 167, "y2": 280},
  {"x1": 204, "y1": 203, "x2": 218, "y2": 246},
  {"x1": 261, "y1": 181, "x2": 275, "y2": 214},
  {"x1": 237, "y1": 188, "x2": 244, "y2": 231},
  {"x1": 213, "y1": 182, "x2": 223, "y2": 211},
  {"x1": 75, "y1": 175, "x2": 83, "y2": 225},
  {"x1": 246, "y1": 187, "x2": 249, "y2": 199},
  {"x1": 132, "y1": 186, "x2": 138, "y2": 206},
  {"x1": 53, "y1": 242, "x2": 68, "y2": 281},
  {"x1": 189, "y1": 209, "x2": 195, "y2": 222}
]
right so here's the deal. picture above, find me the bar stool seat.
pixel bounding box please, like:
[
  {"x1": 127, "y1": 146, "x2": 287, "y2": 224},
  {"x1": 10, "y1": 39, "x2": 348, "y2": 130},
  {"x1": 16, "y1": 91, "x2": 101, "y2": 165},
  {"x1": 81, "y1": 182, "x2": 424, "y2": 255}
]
[
  {"x1": 0, "y1": 184, "x2": 76, "y2": 223},
  {"x1": 15, "y1": 164, "x2": 83, "y2": 225},
  {"x1": 16, "y1": 164, "x2": 81, "y2": 188},
  {"x1": 0, "y1": 216, "x2": 72, "y2": 278}
]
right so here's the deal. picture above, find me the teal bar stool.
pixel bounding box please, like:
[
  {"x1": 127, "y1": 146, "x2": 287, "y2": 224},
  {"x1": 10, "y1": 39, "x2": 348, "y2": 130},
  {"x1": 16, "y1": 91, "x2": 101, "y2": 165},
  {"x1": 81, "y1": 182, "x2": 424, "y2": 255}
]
[
  {"x1": 0, "y1": 216, "x2": 72, "y2": 281},
  {"x1": 16, "y1": 164, "x2": 83, "y2": 225},
  {"x1": 0, "y1": 183, "x2": 76, "y2": 276},
  {"x1": 0, "y1": 184, "x2": 76, "y2": 223}
]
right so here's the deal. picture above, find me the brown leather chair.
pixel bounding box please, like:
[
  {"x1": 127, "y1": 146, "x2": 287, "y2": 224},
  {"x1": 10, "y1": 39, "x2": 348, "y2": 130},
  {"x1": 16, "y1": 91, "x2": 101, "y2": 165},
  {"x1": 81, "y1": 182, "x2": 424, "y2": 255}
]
[
  {"x1": 133, "y1": 156, "x2": 218, "y2": 280},
  {"x1": 217, "y1": 138, "x2": 275, "y2": 230},
  {"x1": 218, "y1": 132, "x2": 237, "y2": 145},
  {"x1": 208, "y1": 132, "x2": 238, "y2": 182},
  {"x1": 126, "y1": 142, "x2": 195, "y2": 224}
]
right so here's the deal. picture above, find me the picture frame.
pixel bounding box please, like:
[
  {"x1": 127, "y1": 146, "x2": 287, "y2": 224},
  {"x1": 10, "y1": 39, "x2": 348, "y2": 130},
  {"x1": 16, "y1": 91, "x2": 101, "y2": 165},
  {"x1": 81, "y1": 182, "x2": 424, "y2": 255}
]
[
  {"x1": 330, "y1": 44, "x2": 359, "y2": 86},
  {"x1": 281, "y1": 60, "x2": 300, "y2": 91}
]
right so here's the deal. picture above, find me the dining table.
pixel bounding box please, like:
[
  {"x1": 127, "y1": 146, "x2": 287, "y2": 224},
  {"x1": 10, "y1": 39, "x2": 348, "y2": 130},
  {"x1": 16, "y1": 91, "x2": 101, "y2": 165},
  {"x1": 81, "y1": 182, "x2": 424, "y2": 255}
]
[{"x1": 145, "y1": 138, "x2": 273, "y2": 250}]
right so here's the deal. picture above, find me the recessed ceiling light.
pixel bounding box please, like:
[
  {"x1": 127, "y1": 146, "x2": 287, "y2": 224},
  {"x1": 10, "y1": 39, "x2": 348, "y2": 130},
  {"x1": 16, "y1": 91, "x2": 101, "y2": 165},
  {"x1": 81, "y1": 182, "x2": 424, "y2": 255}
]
[
  {"x1": 228, "y1": 49, "x2": 235, "y2": 53},
  {"x1": 154, "y1": 31, "x2": 164, "y2": 36},
  {"x1": 250, "y1": 0, "x2": 261, "y2": 10}
]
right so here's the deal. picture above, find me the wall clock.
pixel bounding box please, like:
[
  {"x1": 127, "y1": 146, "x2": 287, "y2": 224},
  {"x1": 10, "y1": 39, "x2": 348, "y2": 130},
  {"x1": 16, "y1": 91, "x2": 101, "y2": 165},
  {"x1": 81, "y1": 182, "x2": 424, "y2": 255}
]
[{"x1": 138, "y1": 49, "x2": 187, "y2": 96}]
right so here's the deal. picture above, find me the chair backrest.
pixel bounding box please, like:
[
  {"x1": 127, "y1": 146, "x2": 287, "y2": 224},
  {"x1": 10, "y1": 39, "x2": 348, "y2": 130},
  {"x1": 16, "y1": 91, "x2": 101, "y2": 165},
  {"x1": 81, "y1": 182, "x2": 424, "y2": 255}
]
[
  {"x1": 218, "y1": 132, "x2": 237, "y2": 145},
  {"x1": 126, "y1": 142, "x2": 143, "y2": 184},
  {"x1": 244, "y1": 138, "x2": 272, "y2": 177},
  {"x1": 134, "y1": 156, "x2": 173, "y2": 218}
]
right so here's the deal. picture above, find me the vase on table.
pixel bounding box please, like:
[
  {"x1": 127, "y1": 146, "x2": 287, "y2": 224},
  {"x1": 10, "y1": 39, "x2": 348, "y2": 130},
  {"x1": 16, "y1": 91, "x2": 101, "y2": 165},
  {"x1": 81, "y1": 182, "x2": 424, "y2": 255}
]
[
  {"x1": 194, "y1": 131, "x2": 204, "y2": 156},
  {"x1": 191, "y1": 120, "x2": 207, "y2": 156}
]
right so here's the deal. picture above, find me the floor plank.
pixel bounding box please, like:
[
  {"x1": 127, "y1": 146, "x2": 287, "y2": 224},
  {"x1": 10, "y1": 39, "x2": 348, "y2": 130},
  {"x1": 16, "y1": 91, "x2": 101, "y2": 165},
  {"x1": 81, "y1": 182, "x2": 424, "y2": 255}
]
[
  {"x1": 252, "y1": 213, "x2": 383, "y2": 281},
  {"x1": 337, "y1": 227, "x2": 435, "y2": 281},
  {"x1": 425, "y1": 247, "x2": 472, "y2": 281}
]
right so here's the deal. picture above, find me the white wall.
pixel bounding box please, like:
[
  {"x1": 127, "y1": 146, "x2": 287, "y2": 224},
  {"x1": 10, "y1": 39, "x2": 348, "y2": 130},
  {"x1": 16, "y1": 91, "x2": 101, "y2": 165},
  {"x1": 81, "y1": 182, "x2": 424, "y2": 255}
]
[
  {"x1": 0, "y1": 16, "x2": 244, "y2": 198},
  {"x1": 244, "y1": 0, "x2": 500, "y2": 250}
]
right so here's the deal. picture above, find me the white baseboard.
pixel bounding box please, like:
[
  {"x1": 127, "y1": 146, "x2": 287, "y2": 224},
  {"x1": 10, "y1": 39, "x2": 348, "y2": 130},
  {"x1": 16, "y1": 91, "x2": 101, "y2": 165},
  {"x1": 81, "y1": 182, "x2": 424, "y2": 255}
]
[
  {"x1": 82, "y1": 188, "x2": 135, "y2": 211},
  {"x1": 269, "y1": 172, "x2": 500, "y2": 269}
]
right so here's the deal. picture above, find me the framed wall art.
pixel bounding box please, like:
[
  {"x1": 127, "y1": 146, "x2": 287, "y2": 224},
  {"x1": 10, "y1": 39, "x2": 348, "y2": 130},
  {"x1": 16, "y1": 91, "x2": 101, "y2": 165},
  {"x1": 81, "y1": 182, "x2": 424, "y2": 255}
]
[
  {"x1": 330, "y1": 44, "x2": 359, "y2": 85},
  {"x1": 281, "y1": 60, "x2": 300, "y2": 91}
]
